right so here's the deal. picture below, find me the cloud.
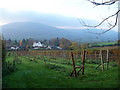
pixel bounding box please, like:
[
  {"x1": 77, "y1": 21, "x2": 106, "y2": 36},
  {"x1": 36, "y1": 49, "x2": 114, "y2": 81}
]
[
  {"x1": 0, "y1": 0, "x2": 117, "y2": 22},
  {"x1": 0, "y1": 9, "x2": 117, "y2": 32},
  {"x1": 0, "y1": 9, "x2": 87, "y2": 26}
]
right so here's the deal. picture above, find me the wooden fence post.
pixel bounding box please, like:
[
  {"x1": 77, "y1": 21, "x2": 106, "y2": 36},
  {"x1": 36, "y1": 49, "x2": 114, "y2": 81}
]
[
  {"x1": 95, "y1": 51, "x2": 97, "y2": 60},
  {"x1": 106, "y1": 49, "x2": 109, "y2": 70},
  {"x1": 82, "y1": 50, "x2": 86, "y2": 75},
  {"x1": 71, "y1": 52, "x2": 77, "y2": 77},
  {"x1": 100, "y1": 50, "x2": 104, "y2": 71}
]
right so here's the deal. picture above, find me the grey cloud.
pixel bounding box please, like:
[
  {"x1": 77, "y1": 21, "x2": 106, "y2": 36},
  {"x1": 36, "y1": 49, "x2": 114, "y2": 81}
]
[{"x1": 0, "y1": 9, "x2": 99, "y2": 28}]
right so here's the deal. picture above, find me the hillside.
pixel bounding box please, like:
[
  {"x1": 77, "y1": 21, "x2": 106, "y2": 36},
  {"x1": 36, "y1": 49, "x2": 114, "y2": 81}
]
[{"x1": 2, "y1": 22, "x2": 118, "y2": 42}]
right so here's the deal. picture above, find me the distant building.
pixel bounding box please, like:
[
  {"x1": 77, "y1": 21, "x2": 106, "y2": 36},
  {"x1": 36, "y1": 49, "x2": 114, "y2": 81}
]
[
  {"x1": 33, "y1": 42, "x2": 43, "y2": 47},
  {"x1": 32, "y1": 41, "x2": 63, "y2": 50},
  {"x1": 47, "y1": 46, "x2": 52, "y2": 49},
  {"x1": 10, "y1": 46, "x2": 19, "y2": 50},
  {"x1": 50, "y1": 46, "x2": 62, "y2": 50},
  {"x1": 32, "y1": 41, "x2": 47, "y2": 50},
  {"x1": 56, "y1": 46, "x2": 62, "y2": 50}
]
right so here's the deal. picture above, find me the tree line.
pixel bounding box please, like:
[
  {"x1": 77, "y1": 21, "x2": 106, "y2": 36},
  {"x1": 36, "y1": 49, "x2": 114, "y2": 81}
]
[{"x1": 5, "y1": 38, "x2": 90, "y2": 50}]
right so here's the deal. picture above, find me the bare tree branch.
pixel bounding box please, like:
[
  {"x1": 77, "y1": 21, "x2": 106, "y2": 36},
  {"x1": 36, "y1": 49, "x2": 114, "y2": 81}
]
[
  {"x1": 106, "y1": 19, "x2": 114, "y2": 27},
  {"x1": 77, "y1": 10, "x2": 120, "y2": 35},
  {"x1": 78, "y1": 10, "x2": 119, "y2": 28},
  {"x1": 77, "y1": 0, "x2": 120, "y2": 35},
  {"x1": 87, "y1": 0, "x2": 120, "y2": 5}
]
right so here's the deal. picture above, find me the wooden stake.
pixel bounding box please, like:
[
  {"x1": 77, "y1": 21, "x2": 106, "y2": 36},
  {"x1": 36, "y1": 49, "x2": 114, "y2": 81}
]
[
  {"x1": 95, "y1": 51, "x2": 97, "y2": 60},
  {"x1": 82, "y1": 50, "x2": 86, "y2": 75},
  {"x1": 71, "y1": 52, "x2": 77, "y2": 77},
  {"x1": 106, "y1": 49, "x2": 109, "y2": 70},
  {"x1": 100, "y1": 50, "x2": 104, "y2": 71}
]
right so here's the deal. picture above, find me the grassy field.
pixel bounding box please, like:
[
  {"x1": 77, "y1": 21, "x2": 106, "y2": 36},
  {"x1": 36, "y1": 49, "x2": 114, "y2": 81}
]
[
  {"x1": 3, "y1": 54, "x2": 119, "y2": 88},
  {"x1": 90, "y1": 42, "x2": 117, "y2": 46}
]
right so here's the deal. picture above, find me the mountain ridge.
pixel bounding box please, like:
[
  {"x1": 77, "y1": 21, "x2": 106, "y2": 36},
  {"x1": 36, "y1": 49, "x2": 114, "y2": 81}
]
[{"x1": 2, "y1": 22, "x2": 118, "y2": 42}]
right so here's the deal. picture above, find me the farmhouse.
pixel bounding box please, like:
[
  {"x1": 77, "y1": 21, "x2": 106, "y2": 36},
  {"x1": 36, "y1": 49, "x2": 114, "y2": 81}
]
[
  {"x1": 32, "y1": 41, "x2": 47, "y2": 49},
  {"x1": 6, "y1": 46, "x2": 19, "y2": 51},
  {"x1": 33, "y1": 42, "x2": 43, "y2": 47}
]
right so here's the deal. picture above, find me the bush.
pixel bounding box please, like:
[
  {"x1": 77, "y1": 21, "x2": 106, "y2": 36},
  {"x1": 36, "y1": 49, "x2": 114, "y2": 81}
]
[
  {"x1": 3, "y1": 61, "x2": 17, "y2": 76},
  {"x1": 2, "y1": 39, "x2": 18, "y2": 76}
]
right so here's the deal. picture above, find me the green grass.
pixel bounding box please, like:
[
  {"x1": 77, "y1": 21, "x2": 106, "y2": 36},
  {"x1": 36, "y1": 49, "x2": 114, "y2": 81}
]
[
  {"x1": 90, "y1": 42, "x2": 117, "y2": 47},
  {"x1": 3, "y1": 55, "x2": 119, "y2": 88}
]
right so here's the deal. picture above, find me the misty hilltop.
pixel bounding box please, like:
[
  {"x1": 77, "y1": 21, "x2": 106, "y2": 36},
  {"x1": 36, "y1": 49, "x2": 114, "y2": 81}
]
[{"x1": 2, "y1": 22, "x2": 118, "y2": 42}]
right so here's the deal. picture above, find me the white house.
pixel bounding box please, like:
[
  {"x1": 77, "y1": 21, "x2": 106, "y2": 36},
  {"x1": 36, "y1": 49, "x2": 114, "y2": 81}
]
[
  {"x1": 47, "y1": 46, "x2": 52, "y2": 49},
  {"x1": 56, "y1": 46, "x2": 62, "y2": 50},
  {"x1": 10, "y1": 46, "x2": 19, "y2": 50},
  {"x1": 33, "y1": 42, "x2": 43, "y2": 47}
]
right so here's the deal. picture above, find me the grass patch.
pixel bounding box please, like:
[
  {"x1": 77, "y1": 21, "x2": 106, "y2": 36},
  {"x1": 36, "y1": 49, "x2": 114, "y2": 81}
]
[{"x1": 3, "y1": 55, "x2": 119, "y2": 88}]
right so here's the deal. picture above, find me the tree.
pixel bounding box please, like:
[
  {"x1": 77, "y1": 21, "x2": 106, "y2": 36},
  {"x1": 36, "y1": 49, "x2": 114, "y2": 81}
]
[
  {"x1": 49, "y1": 38, "x2": 60, "y2": 47},
  {"x1": 80, "y1": 43, "x2": 89, "y2": 50},
  {"x1": 0, "y1": 35, "x2": 6, "y2": 66},
  {"x1": 8, "y1": 39, "x2": 12, "y2": 46},
  {"x1": 19, "y1": 40, "x2": 22, "y2": 46},
  {"x1": 118, "y1": 39, "x2": 120, "y2": 44},
  {"x1": 22, "y1": 38, "x2": 27, "y2": 47},
  {"x1": 28, "y1": 38, "x2": 34, "y2": 48},
  {"x1": 78, "y1": 0, "x2": 120, "y2": 35},
  {"x1": 11, "y1": 40, "x2": 19, "y2": 46},
  {"x1": 42, "y1": 40, "x2": 49, "y2": 46},
  {"x1": 59, "y1": 38, "x2": 72, "y2": 49},
  {"x1": 70, "y1": 42, "x2": 79, "y2": 50}
]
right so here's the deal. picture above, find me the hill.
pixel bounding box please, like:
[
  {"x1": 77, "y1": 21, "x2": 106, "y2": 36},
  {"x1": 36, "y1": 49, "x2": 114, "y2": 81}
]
[{"x1": 2, "y1": 22, "x2": 118, "y2": 42}]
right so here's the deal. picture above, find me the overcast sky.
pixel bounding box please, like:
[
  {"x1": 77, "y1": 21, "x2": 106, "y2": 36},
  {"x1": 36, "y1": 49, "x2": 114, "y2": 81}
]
[{"x1": 0, "y1": 0, "x2": 118, "y2": 31}]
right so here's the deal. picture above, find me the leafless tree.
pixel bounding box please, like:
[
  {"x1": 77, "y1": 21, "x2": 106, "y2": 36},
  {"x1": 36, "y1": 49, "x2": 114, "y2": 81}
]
[{"x1": 78, "y1": 0, "x2": 120, "y2": 35}]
